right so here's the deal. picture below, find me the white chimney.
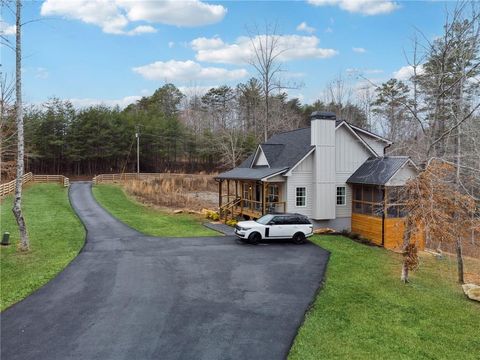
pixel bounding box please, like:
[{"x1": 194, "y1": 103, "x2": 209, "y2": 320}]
[{"x1": 310, "y1": 111, "x2": 336, "y2": 220}]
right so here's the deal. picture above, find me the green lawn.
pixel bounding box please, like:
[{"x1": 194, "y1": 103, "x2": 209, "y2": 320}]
[
  {"x1": 289, "y1": 235, "x2": 480, "y2": 360},
  {"x1": 92, "y1": 184, "x2": 218, "y2": 237},
  {"x1": 0, "y1": 184, "x2": 85, "y2": 311}
]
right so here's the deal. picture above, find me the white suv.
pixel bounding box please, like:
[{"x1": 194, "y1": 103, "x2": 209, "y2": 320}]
[{"x1": 234, "y1": 213, "x2": 314, "y2": 244}]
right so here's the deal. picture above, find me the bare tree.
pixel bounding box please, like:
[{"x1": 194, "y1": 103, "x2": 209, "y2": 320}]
[
  {"x1": 401, "y1": 161, "x2": 478, "y2": 283},
  {"x1": 12, "y1": 0, "x2": 29, "y2": 251},
  {"x1": 247, "y1": 22, "x2": 296, "y2": 141}
]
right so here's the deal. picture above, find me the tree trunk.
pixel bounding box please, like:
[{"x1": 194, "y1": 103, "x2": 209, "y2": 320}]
[
  {"x1": 401, "y1": 217, "x2": 413, "y2": 283},
  {"x1": 401, "y1": 262, "x2": 409, "y2": 283},
  {"x1": 456, "y1": 237, "x2": 464, "y2": 284},
  {"x1": 12, "y1": 0, "x2": 29, "y2": 251}
]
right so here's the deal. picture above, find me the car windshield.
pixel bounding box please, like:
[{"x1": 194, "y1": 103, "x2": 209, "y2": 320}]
[{"x1": 255, "y1": 214, "x2": 275, "y2": 225}]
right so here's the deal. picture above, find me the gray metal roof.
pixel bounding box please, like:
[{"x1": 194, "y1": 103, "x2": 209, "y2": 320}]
[
  {"x1": 346, "y1": 157, "x2": 410, "y2": 185},
  {"x1": 215, "y1": 167, "x2": 288, "y2": 181}
]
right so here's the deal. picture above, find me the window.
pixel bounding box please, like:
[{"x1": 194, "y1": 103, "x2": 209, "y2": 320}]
[
  {"x1": 336, "y1": 186, "x2": 346, "y2": 205},
  {"x1": 270, "y1": 216, "x2": 285, "y2": 225},
  {"x1": 296, "y1": 187, "x2": 306, "y2": 207}
]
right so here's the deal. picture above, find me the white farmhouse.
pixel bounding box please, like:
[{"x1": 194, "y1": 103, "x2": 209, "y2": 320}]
[{"x1": 216, "y1": 111, "x2": 421, "y2": 249}]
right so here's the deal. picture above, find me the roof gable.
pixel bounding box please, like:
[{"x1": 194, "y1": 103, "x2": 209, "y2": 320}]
[
  {"x1": 236, "y1": 122, "x2": 389, "y2": 172},
  {"x1": 252, "y1": 145, "x2": 270, "y2": 167},
  {"x1": 346, "y1": 156, "x2": 415, "y2": 185}
]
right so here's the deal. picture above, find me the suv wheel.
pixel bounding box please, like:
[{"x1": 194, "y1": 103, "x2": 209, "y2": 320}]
[
  {"x1": 292, "y1": 232, "x2": 306, "y2": 245},
  {"x1": 248, "y1": 232, "x2": 261, "y2": 245}
]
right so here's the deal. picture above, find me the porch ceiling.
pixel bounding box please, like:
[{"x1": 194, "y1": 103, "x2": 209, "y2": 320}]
[{"x1": 215, "y1": 167, "x2": 288, "y2": 181}]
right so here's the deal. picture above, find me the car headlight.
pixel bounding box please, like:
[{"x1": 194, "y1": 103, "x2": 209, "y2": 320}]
[{"x1": 239, "y1": 227, "x2": 251, "y2": 231}]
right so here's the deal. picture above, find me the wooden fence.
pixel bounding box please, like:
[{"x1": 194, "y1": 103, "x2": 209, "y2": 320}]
[
  {"x1": 92, "y1": 172, "x2": 211, "y2": 184},
  {"x1": 0, "y1": 173, "x2": 69, "y2": 197}
]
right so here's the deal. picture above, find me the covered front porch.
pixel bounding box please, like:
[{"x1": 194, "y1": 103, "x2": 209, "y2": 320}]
[{"x1": 215, "y1": 167, "x2": 288, "y2": 221}]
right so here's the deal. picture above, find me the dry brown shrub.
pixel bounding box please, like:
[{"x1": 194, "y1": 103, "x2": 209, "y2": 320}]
[{"x1": 123, "y1": 174, "x2": 217, "y2": 211}]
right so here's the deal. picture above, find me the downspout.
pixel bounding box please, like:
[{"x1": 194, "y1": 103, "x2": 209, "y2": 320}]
[{"x1": 383, "y1": 143, "x2": 392, "y2": 156}]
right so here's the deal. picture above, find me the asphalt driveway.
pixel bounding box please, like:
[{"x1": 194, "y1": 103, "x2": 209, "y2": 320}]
[{"x1": 1, "y1": 182, "x2": 329, "y2": 360}]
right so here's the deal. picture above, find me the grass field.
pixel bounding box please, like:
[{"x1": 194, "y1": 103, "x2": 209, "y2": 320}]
[
  {"x1": 289, "y1": 235, "x2": 480, "y2": 360},
  {"x1": 0, "y1": 184, "x2": 85, "y2": 311},
  {"x1": 92, "y1": 184, "x2": 218, "y2": 237}
]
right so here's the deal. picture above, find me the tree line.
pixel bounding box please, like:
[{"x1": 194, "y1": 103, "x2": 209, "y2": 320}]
[{"x1": 1, "y1": 80, "x2": 372, "y2": 177}]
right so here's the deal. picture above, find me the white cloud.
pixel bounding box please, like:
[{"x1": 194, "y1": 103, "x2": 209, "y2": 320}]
[
  {"x1": 191, "y1": 36, "x2": 225, "y2": 51},
  {"x1": 168, "y1": 41, "x2": 175, "y2": 48},
  {"x1": 0, "y1": 21, "x2": 16, "y2": 36},
  {"x1": 296, "y1": 21, "x2": 316, "y2": 33},
  {"x1": 132, "y1": 60, "x2": 248, "y2": 82},
  {"x1": 126, "y1": 25, "x2": 157, "y2": 35},
  {"x1": 35, "y1": 67, "x2": 49, "y2": 80},
  {"x1": 324, "y1": 27, "x2": 333, "y2": 33},
  {"x1": 69, "y1": 95, "x2": 142, "y2": 109},
  {"x1": 352, "y1": 47, "x2": 366, "y2": 53},
  {"x1": 41, "y1": 0, "x2": 226, "y2": 35},
  {"x1": 393, "y1": 65, "x2": 424, "y2": 81},
  {"x1": 308, "y1": 0, "x2": 399, "y2": 15},
  {"x1": 118, "y1": 0, "x2": 226, "y2": 27},
  {"x1": 191, "y1": 35, "x2": 338, "y2": 65}
]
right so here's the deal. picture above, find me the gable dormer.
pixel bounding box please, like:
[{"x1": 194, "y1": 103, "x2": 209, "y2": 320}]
[{"x1": 251, "y1": 145, "x2": 269, "y2": 167}]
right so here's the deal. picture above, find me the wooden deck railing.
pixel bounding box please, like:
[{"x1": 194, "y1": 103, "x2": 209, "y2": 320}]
[
  {"x1": 0, "y1": 173, "x2": 69, "y2": 197},
  {"x1": 219, "y1": 197, "x2": 287, "y2": 221}
]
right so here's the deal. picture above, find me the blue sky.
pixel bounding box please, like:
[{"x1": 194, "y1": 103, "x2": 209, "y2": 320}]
[{"x1": 1, "y1": 0, "x2": 451, "y2": 107}]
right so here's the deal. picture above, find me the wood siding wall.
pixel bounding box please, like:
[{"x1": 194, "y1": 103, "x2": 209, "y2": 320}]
[
  {"x1": 351, "y1": 213, "x2": 383, "y2": 245},
  {"x1": 351, "y1": 213, "x2": 425, "y2": 251}
]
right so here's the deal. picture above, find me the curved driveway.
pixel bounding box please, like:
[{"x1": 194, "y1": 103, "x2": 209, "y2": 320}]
[{"x1": 1, "y1": 182, "x2": 329, "y2": 360}]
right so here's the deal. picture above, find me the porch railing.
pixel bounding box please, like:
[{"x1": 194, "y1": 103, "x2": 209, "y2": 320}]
[{"x1": 219, "y1": 197, "x2": 286, "y2": 221}]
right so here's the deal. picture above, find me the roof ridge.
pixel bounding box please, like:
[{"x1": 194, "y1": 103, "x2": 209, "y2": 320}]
[{"x1": 269, "y1": 127, "x2": 310, "y2": 136}]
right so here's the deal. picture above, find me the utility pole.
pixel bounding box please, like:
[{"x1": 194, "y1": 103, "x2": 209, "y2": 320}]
[{"x1": 135, "y1": 126, "x2": 140, "y2": 178}]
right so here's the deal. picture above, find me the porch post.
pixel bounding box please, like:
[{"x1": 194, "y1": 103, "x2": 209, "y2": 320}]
[
  {"x1": 218, "y1": 180, "x2": 223, "y2": 209},
  {"x1": 227, "y1": 179, "x2": 230, "y2": 204},
  {"x1": 262, "y1": 182, "x2": 267, "y2": 215}
]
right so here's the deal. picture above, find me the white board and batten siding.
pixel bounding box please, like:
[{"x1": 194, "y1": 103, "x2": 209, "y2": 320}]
[
  {"x1": 311, "y1": 119, "x2": 336, "y2": 219},
  {"x1": 335, "y1": 126, "x2": 372, "y2": 218},
  {"x1": 286, "y1": 153, "x2": 314, "y2": 217},
  {"x1": 285, "y1": 121, "x2": 381, "y2": 221},
  {"x1": 357, "y1": 132, "x2": 387, "y2": 156}
]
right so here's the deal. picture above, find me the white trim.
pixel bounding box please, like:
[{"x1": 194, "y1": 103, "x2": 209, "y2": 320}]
[
  {"x1": 349, "y1": 123, "x2": 392, "y2": 144},
  {"x1": 284, "y1": 147, "x2": 315, "y2": 176},
  {"x1": 261, "y1": 168, "x2": 289, "y2": 181},
  {"x1": 295, "y1": 186, "x2": 307, "y2": 208},
  {"x1": 251, "y1": 145, "x2": 270, "y2": 168},
  {"x1": 249, "y1": 146, "x2": 260, "y2": 167},
  {"x1": 338, "y1": 122, "x2": 378, "y2": 156}
]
